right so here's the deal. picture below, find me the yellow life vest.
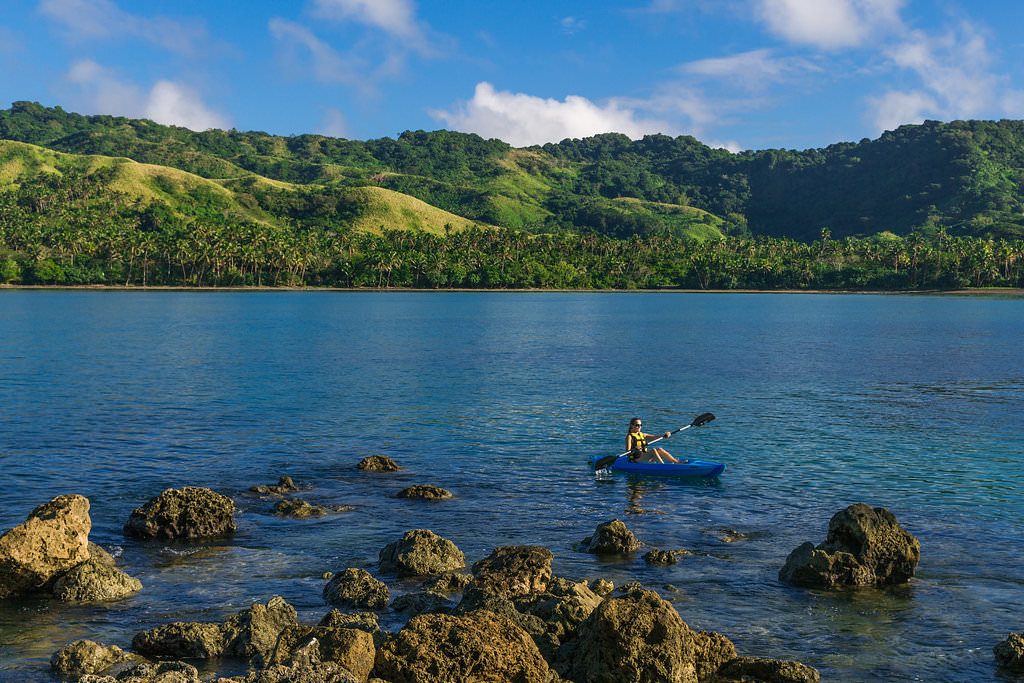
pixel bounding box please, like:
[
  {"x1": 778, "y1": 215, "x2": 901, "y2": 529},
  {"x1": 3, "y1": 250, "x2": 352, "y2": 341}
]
[{"x1": 628, "y1": 431, "x2": 647, "y2": 460}]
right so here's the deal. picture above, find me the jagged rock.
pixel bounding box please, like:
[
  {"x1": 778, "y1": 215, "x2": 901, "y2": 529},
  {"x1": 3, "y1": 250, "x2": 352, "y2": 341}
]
[
  {"x1": 357, "y1": 456, "x2": 399, "y2": 472},
  {"x1": 222, "y1": 596, "x2": 300, "y2": 668},
  {"x1": 318, "y1": 610, "x2": 380, "y2": 633},
  {"x1": 590, "y1": 578, "x2": 614, "y2": 596},
  {"x1": 713, "y1": 656, "x2": 820, "y2": 682},
  {"x1": 272, "y1": 499, "x2": 349, "y2": 518},
  {"x1": 88, "y1": 542, "x2": 118, "y2": 568},
  {"x1": 131, "y1": 621, "x2": 227, "y2": 659},
  {"x1": 581, "y1": 519, "x2": 642, "y2": 555},
  {"x1": 390, "y1": 590, "x2": 453, "y2": 616},
  {"x1": 395, "y1": 485, "x2": 452, "y2": 500},
  {"x1": 123, "y1": 487, "x2": 236, "y2": 541},
  {"x1": 644, "y1": 548, "x2": 689, "y2": 565},
  {"x1": 616, "y1": 581, "x2": 644, "y2": 593},
  {"x1": 89, "y1": 660, "x2": 201, "y2": 683},
  {"x1": 995, "y1": 633, "x2": 1024, "y2": 671},
  {"x1": 715, "y1": 528, "x2": 752, "y2": 543},
  {"x1": 378, "y1": 529, "x2": 465, "y2": 577},
  {"x1": 420, "y1": 572, "x2": 472, "y2": 594},
  {"x1": 249, "y1": 476, "x2": 299, "y2": 495},
  {"x1": 0, "y1": 494, "x2": 91, "y2": 598},
  {"x1": 558, "y1": 589, "x2": 696, "y2": 682},
  {"x1": 323, "y1": 569, "x2": 390, "y2": 610},
  {"x1": 51, "y1": 639, "x2": 131, "y2": 677},
  {"x1": 779, "y1": 503, "x2": 920, "y2": 588},
  {"x1": 266, "y1": 626, "x2": 375, "y2": 681},
  {"x1": 470, "y1": 545, "x2": 553, "y2": 598},
  {"x1": 52, "y1": 559, "x2": 143, "y2": 601},
  {"x1": 690, "y1": 631, "x2": 738, "y2": 681},
  {"x1": 513, "y1": 577, "x2": 603, "y2": 654},
  {"x1": 373, "y1": 610, "x2": 555, "y2": 683}
]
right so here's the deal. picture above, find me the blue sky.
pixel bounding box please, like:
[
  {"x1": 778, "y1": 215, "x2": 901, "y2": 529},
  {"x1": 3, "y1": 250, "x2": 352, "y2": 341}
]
[{"x1": 2, "y1": 0, "x2": 1023, "y2": 151}]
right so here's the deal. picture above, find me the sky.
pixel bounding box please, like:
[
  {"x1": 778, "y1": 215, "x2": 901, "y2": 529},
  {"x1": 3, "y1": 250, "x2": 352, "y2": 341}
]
[{"x1": 2, "y1": 0, "x2": 1024, "y2": 152}]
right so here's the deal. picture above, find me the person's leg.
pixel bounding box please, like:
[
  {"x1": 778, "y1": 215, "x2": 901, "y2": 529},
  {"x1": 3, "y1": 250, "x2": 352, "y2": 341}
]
[{"x1": 655, "y1": 447, "x2": 683, "y2": 463}]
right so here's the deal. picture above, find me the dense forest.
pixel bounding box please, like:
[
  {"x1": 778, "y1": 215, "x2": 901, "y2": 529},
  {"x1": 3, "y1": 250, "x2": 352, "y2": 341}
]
[{"x1": 1, "y1": 102, "x2": 1023, "y2": 289}]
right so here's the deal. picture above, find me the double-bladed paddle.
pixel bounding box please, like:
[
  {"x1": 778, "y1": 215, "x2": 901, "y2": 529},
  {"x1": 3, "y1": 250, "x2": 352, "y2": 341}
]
[{"x1": 593, "y1": 412, "x2": 716, "y2": 472}]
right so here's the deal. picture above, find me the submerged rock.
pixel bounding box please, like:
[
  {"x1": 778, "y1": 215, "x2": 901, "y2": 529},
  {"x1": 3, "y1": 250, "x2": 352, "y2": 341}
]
[
  {"x1": 644, "y1": 548, "x2": 689, "y2": 565},
  {"x1": 378, "y1": 529, "x2": 465, "y2": 577},
  {"x1": 581, "y1": 519, "x2": 642, "y2": 555},
  {"x1": 470, "y1": 545, "x2": 553, "y2": 598},
  {"x1": 396, "y1": 485, "x2": 452, "y2": 500},
  {"x1": 272, "y1": 499, "x2": 352, "y2": 518},
  {"x1": 51, "y1": 639, "x2": 132, "y2": 677},
  {"x1": 323, "y1": 569, "x2": 390, "y2": 610},
  {"x1": 779, "y1": 503, "x2": 920, "y2": 588},
  {"x1": 713, "y1": 656, "x2": 821, "y2": 682},
  {"x1": 995, "y1": 633, "x2": 1024, "y2": 672},
  {"x1": 357, "y1": 455, "x2": 400, "y2": 472},
  {"x1": 51, "y1": 559, "x2": 143, "y2": 602},
  {"x1": 123, "y1": 487, "x2": 236, "y2": 541},
  {"x1": 0, "y1": 494, "x2": 91, "y2": 599},
  {"x1": 374, "y1": 610, "x2": 555, "y2": 683},
  {"x1": 249, "y1": 476, "x2": 300, "y2": 495}
]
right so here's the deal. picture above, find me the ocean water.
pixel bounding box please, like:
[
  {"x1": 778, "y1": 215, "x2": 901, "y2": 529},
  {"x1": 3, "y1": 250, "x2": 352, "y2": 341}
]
[{"x1": 0, "y1": 290, "x2": 1022, "y2": 682}]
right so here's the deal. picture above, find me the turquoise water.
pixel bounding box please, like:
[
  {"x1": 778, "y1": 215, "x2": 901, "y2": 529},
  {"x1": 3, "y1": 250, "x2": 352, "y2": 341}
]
[{"x1": 1, "y1": 291, "x2": 1022, "y2": 681}]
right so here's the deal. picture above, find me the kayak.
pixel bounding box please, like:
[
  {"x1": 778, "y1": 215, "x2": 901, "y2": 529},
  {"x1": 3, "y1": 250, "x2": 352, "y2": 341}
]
[{"x1": 595, "y1": 457, "x2": 726, "y2": 477}]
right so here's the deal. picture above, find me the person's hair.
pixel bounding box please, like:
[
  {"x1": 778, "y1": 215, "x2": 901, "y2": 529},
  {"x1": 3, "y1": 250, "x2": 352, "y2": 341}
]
[{"x1": 629, "y1": 417, "x2": 641, "y2": 426}]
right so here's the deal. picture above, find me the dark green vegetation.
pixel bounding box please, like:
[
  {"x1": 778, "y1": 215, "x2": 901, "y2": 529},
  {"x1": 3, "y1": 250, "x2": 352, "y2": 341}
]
[{"x1": 1, "y1": 101, "x2": 1023, "y2": 288}]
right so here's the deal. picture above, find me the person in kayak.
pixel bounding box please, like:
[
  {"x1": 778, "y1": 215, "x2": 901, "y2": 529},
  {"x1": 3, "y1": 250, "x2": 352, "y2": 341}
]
[{"x1": 626, "y1": 418, "x2": 686, "y2": 464}]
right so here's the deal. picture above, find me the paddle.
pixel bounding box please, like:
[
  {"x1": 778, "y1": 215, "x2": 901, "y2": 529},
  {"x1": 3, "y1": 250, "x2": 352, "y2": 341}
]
[{"x1": 593, "y1": 412, "x2": 716, "y2": 472}]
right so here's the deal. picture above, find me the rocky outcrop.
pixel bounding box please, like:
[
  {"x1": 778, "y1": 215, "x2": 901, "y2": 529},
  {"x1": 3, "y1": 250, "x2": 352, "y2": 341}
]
[
  {"x1": 0, "y1": 494, "x2": 91, "y2": 599},
  {"x1": 52, "y1": 559, "x2": 143, "y2": 602},
  {"x1": 644, "y1": 548, "x2": 689, "y2": 565},
  {"x1": 357, "y1": 456, "x2": 399, "y2": 472},
  {"x1": 323, "y1": 569, "x2": 390, "y2": 610},
  {"x1": 267, "y1": 626, "x2": 375, "y2": 680},
  {"x1": 590, "y1": 578, "x2": 614, "y2": 596},
  {"x1": 131, "y1": 621, "x2": 226, "y2": 659},
  {"x1": 378, "y1": 529, "x2": 465, "y2": 577},
  {"x1": 559, "y1": 589, "x2": 697, "y2": 682},
  {"x1": 222, "y1": 596, "x2": 300, "y2": 668},
  {"x1": 580, "y1": 519, "x2": 642, "y2": 555},
  {"x1": 995, "y1": 633, "x2": 1024, "y2": 672},
  {"x1": 273, "y1": 499, "x2": 352, "y2": 518},
  {"x1": 318, "y1": 610, "x2": 381, "y2": 634},
  {"x1": 396, "y1": 485, "x2": 452, "y2": 500},
  {"x1": 779, "y1": 504, "x2": 920, "y2": 588},
  {"x1": 249, "y1": 476, "x2": 300, "y2": 495},
  {"x1": 123, "y1": 487, "x2": 236, "y2": 541},
  {"x1": 512, "y1": 577, "x2": 604, "y2": 658},
  {"x1": 51, "y1": 639, "x2": 132, "y2": 677},
  {"x1": 80, "y1": 660, "x2": 202, "y2": 682},
  {"x1": 390, "y1": 590, "x2": 453, "y2": 616},
  {"x1": 470, "y1": 545, "x2": 553, "y2": 598},
  {"x1": 713, "y1": 656, "x2": 821, "y2": 682},
  {"x1": 420, "y1": 572, "x2": 472, "y2": 594},
  {"x1": 690, "y1": 631, "x2": 738, "y2": 681},
  {"x1": 373, "y1": 610, "x2": 555, "y2": 683}
]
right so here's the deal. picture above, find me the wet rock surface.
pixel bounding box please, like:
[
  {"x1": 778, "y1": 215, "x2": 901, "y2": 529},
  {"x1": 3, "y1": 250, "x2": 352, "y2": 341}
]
[
  {"x1": 581, "y1": 519, "x2": 642, "y2": 555},
  {"x1": 123, "y1": 487, "x2": 237, "y2": 541},
  {"x1": 323, "y1": 569, "x2": 390, "y2": 610},
  {"x1": 713, "y1": 656, "x2": 821, "y2": 682},
  {"x1": 52, "y1": 559, "x2": 143, "y2": 602},
  {"x1": 357, "y1": 456, "x2": 400, "y2": 472},
  {"x1": 273, "y1": 499, "x2": 352, "y2": 518},
  {"x1": 779, "y1": 503, "x2": 920, "y2": 588},
  {"x1": 249, "y1": 476, "x2": 300, "y2": 495},
  {"x1": 0, "y1": 494, "x2": 92, "y2": 599},
  {"x1": 373, "y1": 609, "x2": 556, "y2": 683},
  {"x1": 51, "y1": 639, "x2": 132, "y2": 677},
  {"x1": 378, "y1": 529, "x2": 465, "y2": 577},
  {"x1": 395, "y1": 485, "x2": 452, "y2": 500},
  {"x1": 469, "y1": 545, "x2": 553, "y2": 597},
  {"x1": 644, "y1": 548, "x2": 689, "y2": 565},
  {"x1": 995, "y1": 632, "x2": 1024, "y2": 671}
]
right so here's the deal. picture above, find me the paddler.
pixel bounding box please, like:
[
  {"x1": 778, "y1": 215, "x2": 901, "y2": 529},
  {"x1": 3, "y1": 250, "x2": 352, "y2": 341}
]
[{"x1": 626, "y1": 417, "x2": 685, "y2": 464}]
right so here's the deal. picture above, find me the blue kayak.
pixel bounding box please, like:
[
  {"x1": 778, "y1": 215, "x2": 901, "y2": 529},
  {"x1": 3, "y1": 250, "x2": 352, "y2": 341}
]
[{"x1": 595, "y1": 457, "x2": 725, "y2": 477}]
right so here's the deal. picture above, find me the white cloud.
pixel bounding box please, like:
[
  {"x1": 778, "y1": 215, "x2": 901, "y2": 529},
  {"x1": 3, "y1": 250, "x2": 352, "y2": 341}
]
[
  {"x1": 868, "y1": 22, "x2": 1024, "y2": 131},
  {"x1": 310, "y1": 0, "x2": 433, "y2": 54},
  {"x1": 431, "y1": 82, "x2": 676, "y2": 147},
  {"x1": 560, "y1": 16, "x2": 586, "y2": 35},
  {"x1": 39, "y1": 0, "x2": 208, "y2": 55},
  {"x1": 680, "y1": 49, "x2": 820, "y2": 90},
  {"x1": 65, "y1": 60, "x2": 229, "y2": 131},
  {"x1": 319, "y1": 108, "x2": 349, "y2": 137},
  {"x1": 755, "y1": 0, "x2": 904, "y2": 49},
  {"x1": 269, "y1": 18, "x2": 365, "y2": 87}
]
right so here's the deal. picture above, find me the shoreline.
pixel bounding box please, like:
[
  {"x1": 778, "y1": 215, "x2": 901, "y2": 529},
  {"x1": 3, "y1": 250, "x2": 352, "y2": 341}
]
[{"x1": 2, "y1": 284, "x2": 1022, "y2": 296}]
